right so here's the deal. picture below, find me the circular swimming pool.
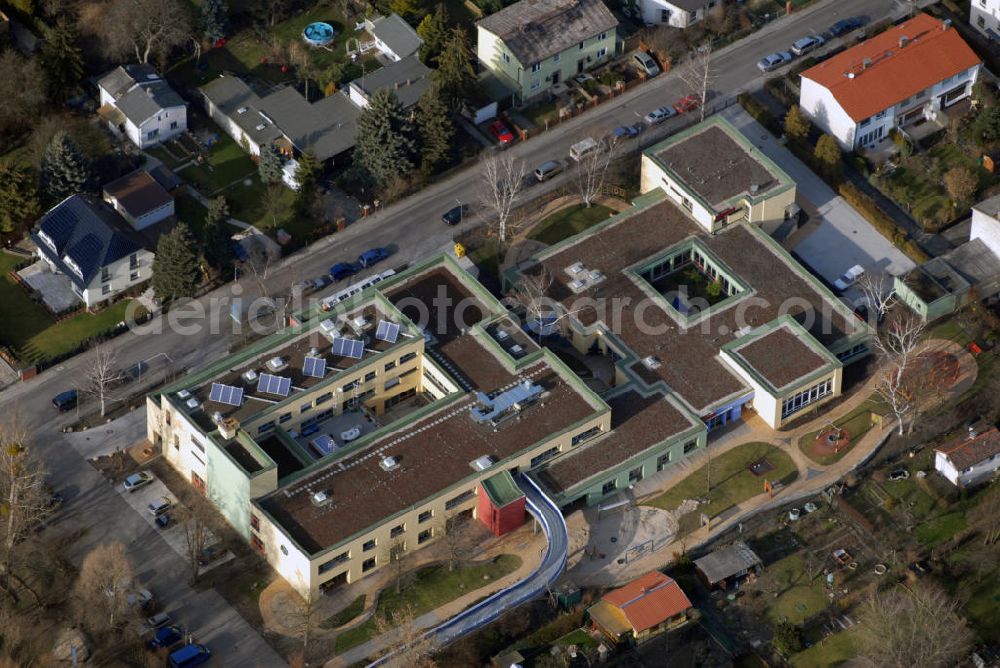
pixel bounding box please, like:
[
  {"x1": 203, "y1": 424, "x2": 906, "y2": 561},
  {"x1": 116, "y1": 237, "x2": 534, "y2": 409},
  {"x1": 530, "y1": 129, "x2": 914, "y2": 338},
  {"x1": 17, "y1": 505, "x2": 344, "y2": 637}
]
[{"x1": 302, "y1": 22, "x2": 335, "y2": 47}]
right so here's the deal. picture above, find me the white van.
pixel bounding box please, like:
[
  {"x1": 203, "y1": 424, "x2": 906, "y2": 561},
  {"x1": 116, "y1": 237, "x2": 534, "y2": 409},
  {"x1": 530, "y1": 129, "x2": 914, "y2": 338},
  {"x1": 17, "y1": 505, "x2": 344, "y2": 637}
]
[{"x1": 569, "y1": 137, "x2": 599, "y2": 162}]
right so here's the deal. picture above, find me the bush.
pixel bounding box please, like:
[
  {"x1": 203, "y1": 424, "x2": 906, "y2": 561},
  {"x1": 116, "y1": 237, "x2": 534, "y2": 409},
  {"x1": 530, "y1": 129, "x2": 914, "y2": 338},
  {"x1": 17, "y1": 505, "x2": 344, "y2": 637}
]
[
  {"x1": 773, "y1": 620, "x2": 803, "y2": 656},
  {"x1": 737, "y1": 92, "x2": 781, "y2": 136}
]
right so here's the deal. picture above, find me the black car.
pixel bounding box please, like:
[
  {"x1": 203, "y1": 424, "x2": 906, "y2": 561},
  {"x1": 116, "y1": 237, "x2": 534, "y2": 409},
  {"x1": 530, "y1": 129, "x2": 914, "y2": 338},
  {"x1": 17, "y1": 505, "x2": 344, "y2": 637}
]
[
  {"x1": 442, "y1": 205, "x2": 467, "y2": 226},
  {"x1": 830, "y1": 17, "x2": 863, "y2": 37},
  {"x1": 52, "y1": 390, "x2": 78, "y2": 412}
]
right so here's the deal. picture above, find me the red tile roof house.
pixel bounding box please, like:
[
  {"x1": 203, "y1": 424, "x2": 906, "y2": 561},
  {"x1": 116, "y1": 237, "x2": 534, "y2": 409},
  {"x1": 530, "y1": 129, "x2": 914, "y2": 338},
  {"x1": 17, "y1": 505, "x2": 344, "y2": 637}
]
[
  {"x1": 588, "y1": 571, "x2": 693, "y2": 645},
  {"x1": 798, "y1": 13, "x2": 981, "y2": 151},
  {"x1": 934, "y1": 422, "x2": 1000, "y2": 487}
]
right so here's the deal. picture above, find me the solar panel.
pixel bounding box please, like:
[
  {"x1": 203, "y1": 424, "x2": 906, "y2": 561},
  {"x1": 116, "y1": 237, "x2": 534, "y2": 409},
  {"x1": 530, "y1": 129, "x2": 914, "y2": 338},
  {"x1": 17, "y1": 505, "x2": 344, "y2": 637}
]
[
  {"x1": 257, "y1": 373, "x2": 291, "y2": 397},
  {"x1": 209, "y1": 383, "x2": 244, "y2": 406},
  {"x1": 331, "y1": 337, "x2": 364, "y2": 359},
  {"x1": 375, "y1": 320, "x2": 400, "y2": 344},
  {"x1": 302, "y1": 356, "x2": 327, "y2": 378}
]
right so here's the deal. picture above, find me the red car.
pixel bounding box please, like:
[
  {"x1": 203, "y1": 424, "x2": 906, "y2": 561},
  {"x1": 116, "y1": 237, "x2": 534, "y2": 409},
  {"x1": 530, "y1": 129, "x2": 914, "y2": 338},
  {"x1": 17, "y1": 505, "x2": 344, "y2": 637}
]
[
  {"x1": 673, "y1": 94, "x2": 700, "y2": 114},
  {"x1": 489, "y1": 120, "x2": 515, "y2": 145}
]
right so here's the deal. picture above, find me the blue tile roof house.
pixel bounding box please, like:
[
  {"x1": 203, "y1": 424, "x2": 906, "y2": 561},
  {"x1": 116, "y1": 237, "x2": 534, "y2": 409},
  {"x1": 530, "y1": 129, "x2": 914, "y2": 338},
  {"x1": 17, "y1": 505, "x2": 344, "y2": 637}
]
[
  {"x1": 31, "y1": 196, "x2": 155, "y2": 308},
  {"x1": 97, "y1": 64, "x2": 188, "y2": 149}
]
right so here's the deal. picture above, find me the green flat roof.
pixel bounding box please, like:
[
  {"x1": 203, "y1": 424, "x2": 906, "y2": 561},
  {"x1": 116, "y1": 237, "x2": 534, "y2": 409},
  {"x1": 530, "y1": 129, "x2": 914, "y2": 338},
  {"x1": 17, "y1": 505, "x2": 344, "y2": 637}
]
[{"x1": 482, "y1": 470, "x2": 524, "y2": 507}]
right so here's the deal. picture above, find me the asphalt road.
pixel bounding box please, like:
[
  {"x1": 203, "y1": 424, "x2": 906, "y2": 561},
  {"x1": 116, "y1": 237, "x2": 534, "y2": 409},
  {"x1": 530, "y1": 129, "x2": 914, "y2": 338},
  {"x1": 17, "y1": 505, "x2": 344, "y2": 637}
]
[{"x1": 0, "y1": 0, "x2": 909, "y2": 663}]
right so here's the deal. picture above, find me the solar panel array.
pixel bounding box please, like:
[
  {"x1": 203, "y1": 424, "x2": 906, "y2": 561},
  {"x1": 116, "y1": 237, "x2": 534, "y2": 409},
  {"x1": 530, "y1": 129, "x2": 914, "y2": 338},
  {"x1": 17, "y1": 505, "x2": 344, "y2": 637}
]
[
  {"x1": 375, "y1": 320, "x2": 400, "y2": 344},
  {"x1": 302, "y1": 356, "x2": 327, "y2": 378},
  {"x1": 257, "y1": 373, "x2": 292, "y2": 397},
  {"x1": 209, "y1": 383, "x2": 244, "y2": 406},
  {"x1": 331, "y1": 337, "x2": 364, "y2": 359}
]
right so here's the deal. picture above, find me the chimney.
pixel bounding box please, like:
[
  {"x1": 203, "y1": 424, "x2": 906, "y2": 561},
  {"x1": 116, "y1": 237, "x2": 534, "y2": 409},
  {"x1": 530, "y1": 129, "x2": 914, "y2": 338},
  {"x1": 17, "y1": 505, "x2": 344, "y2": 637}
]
[
  {"x1": 943, "y1": 18, "x2": 952, "y2": 30},
  {"x1": 862, "y1": 57, "x2": 872, "y2": 70},
  {"x1": 898, "y1": 35, "x2": 908, "y2": 48}
]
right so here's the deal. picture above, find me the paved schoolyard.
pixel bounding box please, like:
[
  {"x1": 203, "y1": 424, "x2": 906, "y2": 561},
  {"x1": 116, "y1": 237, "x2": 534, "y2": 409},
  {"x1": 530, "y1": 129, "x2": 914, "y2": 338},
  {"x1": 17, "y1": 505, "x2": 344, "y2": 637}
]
[{"x1": 721, "y1": 107, "x2": 915, "y2": 299}]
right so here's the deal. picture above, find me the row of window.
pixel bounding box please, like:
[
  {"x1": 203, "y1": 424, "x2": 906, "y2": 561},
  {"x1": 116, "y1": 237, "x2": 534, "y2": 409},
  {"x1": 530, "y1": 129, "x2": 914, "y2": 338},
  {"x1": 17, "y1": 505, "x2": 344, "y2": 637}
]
[
  {"x1": 781, "y1": 379, "x2": 833, "y2": 418},
  {"x1": 598, "y1": 440, "x2": 698, "y2": 496},
  {"x1": 507, "y1": 31, "x2": 611, "y2": 70}
]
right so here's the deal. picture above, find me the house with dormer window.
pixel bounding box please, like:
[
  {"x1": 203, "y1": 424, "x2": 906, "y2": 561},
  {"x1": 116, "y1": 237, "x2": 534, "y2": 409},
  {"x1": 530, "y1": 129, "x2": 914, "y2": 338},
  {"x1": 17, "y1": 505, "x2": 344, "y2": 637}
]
[
  {"x1": 97, "y1": 64, "x2": 187, "y2": 149},
  {"x1": 30, "y1": 196, "x2": 154, "y2": 308}
]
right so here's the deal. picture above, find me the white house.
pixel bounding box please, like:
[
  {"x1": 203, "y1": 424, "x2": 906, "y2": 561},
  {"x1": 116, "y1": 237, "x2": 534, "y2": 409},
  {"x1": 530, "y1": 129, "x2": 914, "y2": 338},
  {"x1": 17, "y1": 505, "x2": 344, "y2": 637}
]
[
  {"x1": 97, "y1": 64, "x2": 187, "y2": 149},
  {"x1": 971, "y1": 194, "x2": 1000, "y2": 259},
  {"x1": 935, "y1": 423, "x2": 1000, "y2": 487},
  {"x1": 971, "y1": 0, "x2": 1000, "y2": 39},
  {"x1": 30, "y1": 196, "x2": 154, "y2": 308},
  {"x1": 634, "y1": 0, "x2": 720, "y2": 29},
  {"x1": 798, "y1": 14, "x2": 981, "y2": 151},
  {"x1": 362, "y1": 13, "x2": 423, "y2": 61},
  {"x1": 102, "y1": 169, "x2": 175, "y2": 230}
]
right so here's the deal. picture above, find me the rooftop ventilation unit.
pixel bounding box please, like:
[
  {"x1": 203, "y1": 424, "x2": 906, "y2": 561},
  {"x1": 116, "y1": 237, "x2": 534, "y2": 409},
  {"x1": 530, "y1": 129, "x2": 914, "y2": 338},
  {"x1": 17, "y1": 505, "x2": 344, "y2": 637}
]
[
  {"x1": 470, "y1": 455, "x2": 496, "y2": 471},
  {"x1": 309, "y1": 346, "x2": 321, "y2": 357},
  {"x1": 496, "y1": 329, "x2": 510, "y2": 341},
  {"x1": 642, "y1": 356, "x2": 662, "y2": 370},
  {"x1": 566, "y1": 261, "x2": 585, "y2": 275},
  {"x1": 237, "y1": 106, "x2": 248, "y2": 114},
  {"x1": 471, "y1": 380, "x2": 544, "y2": 424},
  {"x1": 568, "y1": 279, "x2": 588, "y2": 293},
  {"x1": 242, "y1": 369, "x2": 258, "y2": 383},
  {"x1": 380, "y1": 456, "x2": 400, "y2": 471},
  {"x1": 186, "y1": 398, "x2": 201, "y2": 410},
  {"x1": 749, "y1": 184, "x2": 759, "y2": 194},
  {"x1": 588, "y1": 270, "x2": 605, "y2": 284},
  {"x1": 255, "y1": 123, "x2": 267, "y2": 131},
  {"x1": 211, "y1": 411, "x2": 224, "y2": 424},
  {"x1": 351, "y1": 315, "x2": 370, "y2": 331},
  {"x1": 176, "y1": 389, "x2": 191, "y2": 399},
  {"x1": 320, "y1": 318, "x2": 337, "y2": 335},
  {"x1": 266, "y1": 356, "x2": 287, "y2": 371},
  {"x1": 218, "y1": 417, "x2": 239, "y2": 440},
  {"x1": 510, "y1": 344, "x2": 524, "y2": 356},
  {"x1": 311, "y1": 490, "x2": 331, "y2": 506}
]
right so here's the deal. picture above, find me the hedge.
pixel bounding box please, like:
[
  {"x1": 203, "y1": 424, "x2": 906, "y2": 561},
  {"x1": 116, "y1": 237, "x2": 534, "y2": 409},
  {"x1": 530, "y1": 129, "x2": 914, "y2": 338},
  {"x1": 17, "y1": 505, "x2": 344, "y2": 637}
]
[{"x1": 839, "y1": 182, "x2": 930, "y2": 264}]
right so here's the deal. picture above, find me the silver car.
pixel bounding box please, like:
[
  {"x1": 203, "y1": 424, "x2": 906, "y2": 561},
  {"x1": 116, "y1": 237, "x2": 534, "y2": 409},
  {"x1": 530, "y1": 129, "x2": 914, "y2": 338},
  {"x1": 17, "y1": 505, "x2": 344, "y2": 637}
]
[
  {"x1": 757, "y1": 51, "x2": 793, "y2": 73},
  {"x1": 123, "y1": 471, "x2": 154, "y2": 492},
  {"x1": 643, "y1": 106, "x2": 677, "y2": 125},
  {"x1": 791, "y1": 35, "x2": 825, "y2": 56}
]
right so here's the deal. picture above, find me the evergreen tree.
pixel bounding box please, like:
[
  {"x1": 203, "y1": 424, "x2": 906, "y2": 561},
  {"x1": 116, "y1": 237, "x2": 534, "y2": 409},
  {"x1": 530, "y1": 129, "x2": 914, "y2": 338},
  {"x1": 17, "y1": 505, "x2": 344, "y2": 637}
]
[
  {"x1": 258, "y1": 143, "x2": 285, "y2": 185},
  {"x1": 152, "y1": 222, "x2": 200, "y2": 302},
  {"x1": 388, "y1": 0, "x2": 421, "y2": 21},
  {"x1": 293, "y1": 150, "x2": 322, "y2": 218},
  {"x1": 433, "y1": 27, "x2": 477, "y2": 112},
  {"x1": 40, "y1": 19, "x2": 84, "y2": 104},
  {"x1": 354, "y1": 89, "x2": 417, "y2": 187},
  {"x1": 0, "y1": 163, "x2": 40, "y2": 236},
  {"x1": 416, "y1": 4, "x2": 450, "y2": 65},
  {"x1": 202, "y1": 196, "x2": 234, "y2": 272},
  {"x1": 201, "y1": 0, "x2": 229, "y2": 43},
  {"x1": 40, "y1": 131, "x2": 90, "y2": 204},
  {"x1": 414, "y1": 83, "x2": 453, "y2": 175}
]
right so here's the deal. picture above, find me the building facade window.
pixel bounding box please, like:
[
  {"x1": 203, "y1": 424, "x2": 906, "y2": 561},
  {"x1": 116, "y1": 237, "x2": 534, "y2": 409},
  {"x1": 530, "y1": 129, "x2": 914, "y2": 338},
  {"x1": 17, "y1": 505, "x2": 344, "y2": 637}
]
[
  {"x1": 300, "y1": 402, "x2": 312, "y2": 414},
  {"x1": 781, "y1": 378, "x2": 833, "y2": 418},
  {"x1": 129, "y1": 271, "x2": 140, "y2": 282},
  {"x1": 102, "y1": 284, "x2": 111, "y2": 295},
  {"x1": 445, "y1": 489, "x2": 475, "y2": 510},
  {"x1": 418, "y1": 510, "x2": 433, "y2": 523},
  {"x1": 101, "y1": 266, "x2": 111, "y2": 282},
  {"x1": 656, "y1": 452, "x2": 671, "y2": 471},
  {"x1": 318, "y1": 552, "x2": 349, "y2": 573},
  {"x1": 553, "y1": 53, "x2": 560, "y2": 63},
  {"x1": 418, "y1": 529, "x2": 432, "y2": 544},
  {"x1": 531, "y1": 79, "x2": 540, "y2": 91},
  {"x1": 279, "y1": 412, "x2": 292, "y2": 423},
  {"x1": 400, "y1": 352, "x2": 417, "y2": 363},
  {"x1": 599, "y1": 31, "x2": 607, "y2": 40},
  {"x1": 683, "y1": 440, "x2": 697, "y2": 454},
  {"x1": 531, "y1": 62, "x2": 541, "y2": 72},
  {"x1": 628, "y1": 467, "x2": 643, "y2": 484},
  {"x1": 362, "y1": 557, "x2": 376, "y2": 572},
  {"x1": 280, "y1": 545, "x2": 288, "y2": 555},
  {"x1": 316, "y1": 392, "x2": 333, "y2": 405},
  {"x1": 597, "y1": 47, "x2": 607, "y2": 58},
  {"x1": 390, "y1": 524, "x2": 405, "y2": 538},
  {"x1": 250, "y1": 514, "x2": 260, "y2": 531},
  {"x1": 257, "y1": 421, "x2": 275, "y2": 434},
  {"x1": 384, "y1": 361, "x2": 396, "y2": 372},
  {"x1": 363, "y1": 539, "x2": 377, "y2": 551},
  {"x1": 602, "y1": 480, "x2": 617, "y2": 495},
  {"x1": 365, "y1": 371, "x2": 376, "y2": 383}
]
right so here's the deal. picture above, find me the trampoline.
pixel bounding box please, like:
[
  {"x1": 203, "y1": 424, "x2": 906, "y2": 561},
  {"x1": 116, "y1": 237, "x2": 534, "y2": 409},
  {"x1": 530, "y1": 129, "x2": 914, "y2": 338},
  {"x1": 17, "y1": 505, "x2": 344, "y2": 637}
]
[{"x1": 302, "y1": 22, "x2": 335, "y2": 47}]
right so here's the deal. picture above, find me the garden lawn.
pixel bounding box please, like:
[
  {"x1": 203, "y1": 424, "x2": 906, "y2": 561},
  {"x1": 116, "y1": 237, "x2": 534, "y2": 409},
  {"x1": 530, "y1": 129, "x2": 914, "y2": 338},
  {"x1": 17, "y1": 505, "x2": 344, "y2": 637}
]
[
  {"x1": 915, "y1": 511, "x2": 966, "y2": 546},
  {"x1": 765, "y1": 554, "x2": 830, "y2": 625},
  {"x1": 528, "y1": 204, "x2": 613, "y2": 245},
  {"x1": 321, "y1": 594, "x2": 365, "y2": 629},
  {"x1": 522, "y1": 99, "x2": 562, "y2": 130},
  {"x1": 964, "y1": 575, "x2": 1000, "y2": 642},
  {"x1": 174, "y1": 191, "x2": 210, "y2": 238},
  {"x1": 927, "y1": 319, "x2": 971, "y2": 346},
  {"x1": 797, "y1": 396, "x2": 886, "y2": 465},
  {"x1": 644, "y1": 442, "x2": 798, "y2": 526},
  {"x1": 24, "y1": 300, "x2": 142, "y2": 364},
  {"x1": 0, "y1": 252, "x2": 55, "y2": 356},
  {"x1": 180, "y1": 136, "x2": 258, "y2": 194},
  {"x1": 334, "y1": 554, "x2": 522, "y2": 654},
  {"x1": 789, "y1": 631, "x2": 856, "y2": 668},
  {"x1": 553, "y1": 628, "x2": 598, "y2": 649}
]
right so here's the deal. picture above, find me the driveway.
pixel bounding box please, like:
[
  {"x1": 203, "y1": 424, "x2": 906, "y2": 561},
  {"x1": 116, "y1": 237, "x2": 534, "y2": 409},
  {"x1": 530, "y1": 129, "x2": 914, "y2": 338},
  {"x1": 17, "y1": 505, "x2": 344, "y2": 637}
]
[{"x1": 721, "y1": 106, "x2": 915, "y2": 300}]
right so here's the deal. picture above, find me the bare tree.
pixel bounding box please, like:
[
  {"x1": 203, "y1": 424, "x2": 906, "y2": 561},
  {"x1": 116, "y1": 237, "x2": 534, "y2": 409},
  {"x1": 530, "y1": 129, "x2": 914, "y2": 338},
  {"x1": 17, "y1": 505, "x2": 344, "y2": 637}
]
[
  {"x1": 0, "y1": 419, "x2": 51, "y2": 605},
  {"x1": 178, "y1": 505, "x2": 212, "y2": 584},
  {"x1": 479, "y1": 150, "x2": 526, "y2": 248},
  {"x1": 856, "y1": 584, "x2": 973, "y2": 668},
  {"x1": 574, "y1": 137, "x2": 617, "y2": 208},
  {"x1": 856, "y1": 270, "x2": 897, "y2": 322},
  {"x1": 678, "y1": 42, "x2": 715, "y2": 122},
  {"x1": 287, "y1": 590, "x2": 324, "y2": 659},
  {"x1": 436, "y1": 514, "x2": 479, "y2": 572},
  {"x1": 871, "y1": 311, "x2": 926, "y2": 435},
  {"x1": 74, "y1": 541, "x2": 136, "y2": 629},
  {"x1": 385, "y1": 540, "x2": 410, "y2": 595},
  {"x1": 967, "y1": 483, "x2": 1000, "y2": 545},
  {"x1": 83, "y1": 345, "x2": 121, "y2": 417},
  {"x1": 102, "y1": 0, "x2": 192, "y2": 64},
  {"x1": 372, "y1": 602, "x2": 436, "y2": 668}
]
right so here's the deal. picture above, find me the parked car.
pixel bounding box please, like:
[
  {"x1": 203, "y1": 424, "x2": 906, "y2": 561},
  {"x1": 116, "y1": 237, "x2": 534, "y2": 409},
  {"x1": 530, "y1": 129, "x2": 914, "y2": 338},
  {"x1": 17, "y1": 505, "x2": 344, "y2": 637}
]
[
  {"x1": 569, "y1": 137, "x2": 600, "y2": 162},
  {"x1": 127, "y1": 588, "x2": 154, "y2": 609},
  {"x1": 757, "y1": 51, "x2": 793, "y2": 73},
  {"x1": 52, "y1": 389, "x2": 78, "y2": 412},
  {"x1": 231, "y1": 240, "x2": 248, "y2": 262},
  {"x1": 632, "y1": 51, "x2": 660, "y2": 77},
  {"x1": 147, "y1": 625, "x2": 184, "y2": 650},
  {"x1": 833, "y1": 264, "x2": 865, "y2": 291},
  {"x1": 442, "y1": 204, "x2": 467, "y2": 226},
  {"x1": 155, "y1": 513, "x2": 171, "y2": 529},
  {"x1": 329, "y1": 262, "x2": 359, "y2": 281},
  {"x1": 829, "y1": 16, "x2": 863, "y2": 37},
  {"x1": 611, "y1": 124, "x2": 640, "y2": 139},
  {"x1": 146, "y1": 612, "x2": 172, "y2": 629},
  {"x1": 198, "y1": 545, "x2": 225, "y2": 566},
  {"x1": 310, "y1": 275, "x2": 332, "y2": 291},
  {"x1": 533, "y1": 160, "x2": 565, "y2": 182},
  {"x1": 357, "y1": 247, "x2": 391, "y2": 268},
  {"x1": 488, "y1": 120, "x2": 515, "y2": 146},
  {"x1": 673, "y1": 94, "x2": 700, "y2": 114},
  {"x1": 643, "y1": 106, "x2": 676, "y2": 125},
  {"x1": 123, "y1": 472, "x2": 154, "y2": 493},
  {"x1": 147, "y1": 497, "x2": 172, "y2": 517},
  {"x1": 168, "y1": 644, "x2": 211, "y2": 668},
  {"x1": 791, "y1": 34, "x2": 825, "y2": 56}
]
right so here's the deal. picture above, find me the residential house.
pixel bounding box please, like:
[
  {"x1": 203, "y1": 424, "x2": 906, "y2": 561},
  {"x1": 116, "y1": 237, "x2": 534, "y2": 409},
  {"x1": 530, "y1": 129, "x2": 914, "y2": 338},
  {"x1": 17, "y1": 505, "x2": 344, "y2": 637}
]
[
  {"x1": 588, "y1": 571, "x2": 692, "y2": 645},
  {"x1": 476, "y1": 0, "x2": 618, "y2": 101},
  {"x1": 103, "y1": 169, "x2": 175, "y2": 230},
  {"x1": 934, "y1": 422, "x2": 1000, "y2": 487},
  {"x1": 362, "y1": 13, "x2": 423, "y2": 61},
  {"x1": 894, "y1": 193, "x2": 1000, "y2": 320},
  {"x1": 693, "y1": 541, "x2": 762, "y2": 589},
  {"x1": 971, "y1": 0, "x2": 1000, "y2": 39},
  {"x1": 798, "y1": 14, "x2": 980, "y2": 150},
  {"x1": 30, "y1": 196, "x2": 154, "y2": 308},
  {"x1": 347, "y1": 54, "x2": 431, "y2": 109},
  {"x1": 97, "y1": 64, "x2": 187, "y2": 149},
  {"x1": 634, "y1": 0, "x2": 720, "y2": 29}
]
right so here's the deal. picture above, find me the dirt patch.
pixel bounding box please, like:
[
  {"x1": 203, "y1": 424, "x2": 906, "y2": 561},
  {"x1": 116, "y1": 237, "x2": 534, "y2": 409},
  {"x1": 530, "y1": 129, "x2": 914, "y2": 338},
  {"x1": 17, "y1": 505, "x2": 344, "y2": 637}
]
[{"x1": 813, "y1": 426, "x2": 851, "y2": 458}]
